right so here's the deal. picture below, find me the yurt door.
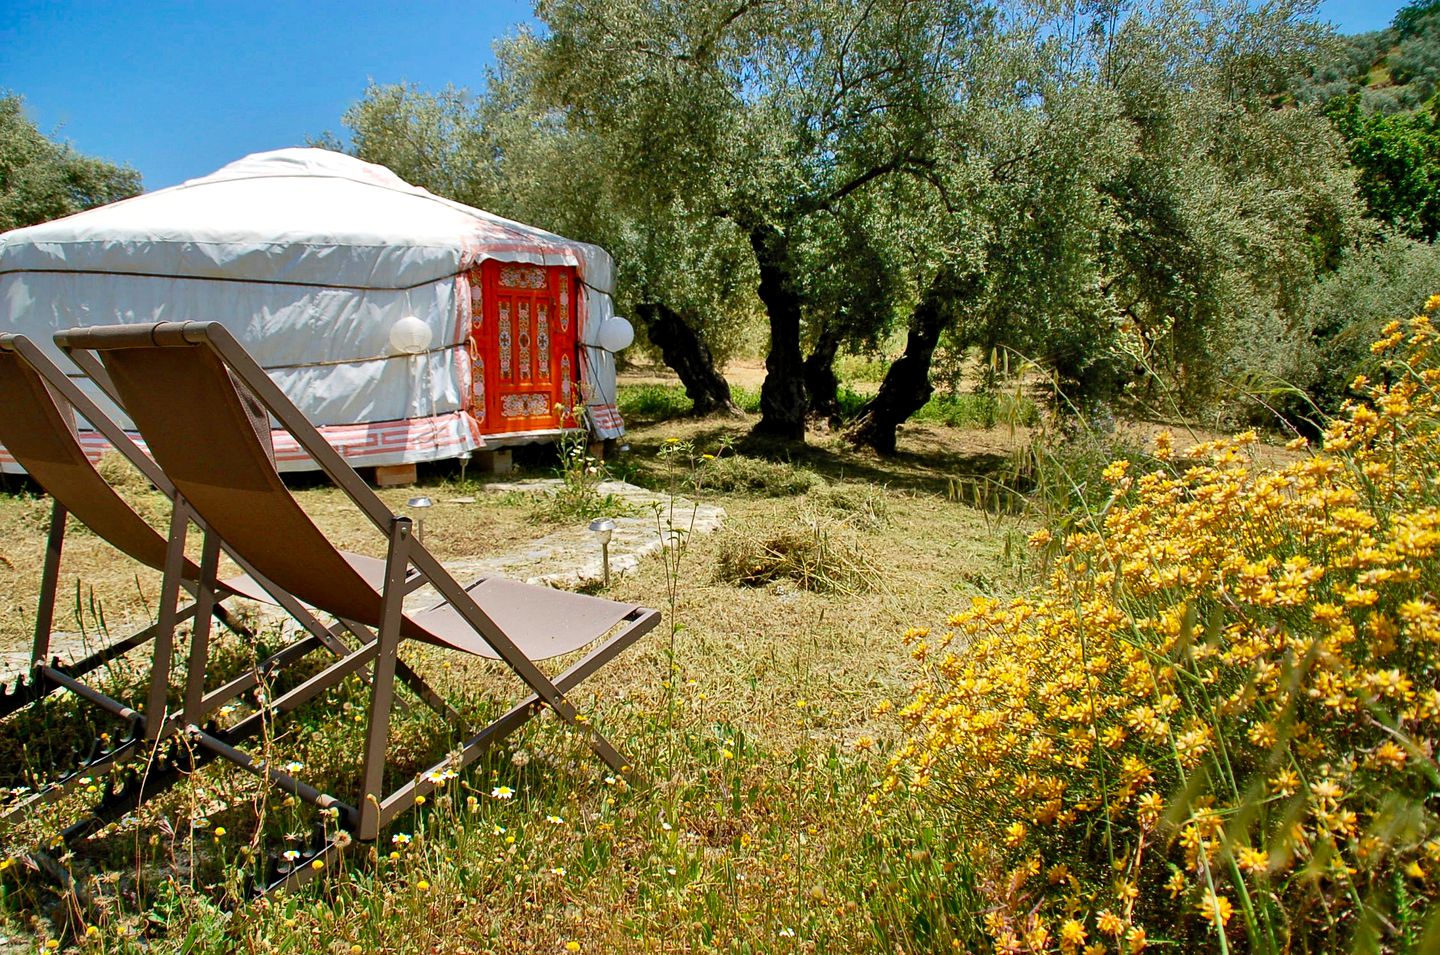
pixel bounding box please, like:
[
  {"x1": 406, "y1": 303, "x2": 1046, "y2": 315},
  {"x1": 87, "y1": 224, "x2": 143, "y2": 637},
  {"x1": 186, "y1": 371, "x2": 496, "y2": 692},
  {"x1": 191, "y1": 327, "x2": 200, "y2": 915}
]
[{"x1": 477, "y1": 261, "x2": 579, "y2": 434}]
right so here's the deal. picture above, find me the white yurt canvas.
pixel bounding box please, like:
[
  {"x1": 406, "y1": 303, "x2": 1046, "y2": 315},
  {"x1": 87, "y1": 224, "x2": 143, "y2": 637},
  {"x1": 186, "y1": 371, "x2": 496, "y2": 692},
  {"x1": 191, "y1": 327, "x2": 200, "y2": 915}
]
[{"x1": 0, "y1": 148, "x2": 630, "y2": 473}]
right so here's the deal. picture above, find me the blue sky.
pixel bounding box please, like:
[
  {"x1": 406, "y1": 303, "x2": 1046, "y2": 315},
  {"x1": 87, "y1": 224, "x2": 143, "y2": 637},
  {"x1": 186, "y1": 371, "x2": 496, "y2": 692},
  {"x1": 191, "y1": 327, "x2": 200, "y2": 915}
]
[{"x1": 0, "y1": 0, "x2": 1408, "y2": 192}]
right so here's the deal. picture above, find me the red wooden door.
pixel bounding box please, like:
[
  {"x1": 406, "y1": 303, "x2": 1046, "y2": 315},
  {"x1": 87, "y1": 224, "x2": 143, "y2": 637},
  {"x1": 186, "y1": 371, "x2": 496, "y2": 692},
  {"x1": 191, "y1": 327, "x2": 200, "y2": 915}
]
[{"x1": 475, "y1": 261, "x2": 578, "y2": 434}]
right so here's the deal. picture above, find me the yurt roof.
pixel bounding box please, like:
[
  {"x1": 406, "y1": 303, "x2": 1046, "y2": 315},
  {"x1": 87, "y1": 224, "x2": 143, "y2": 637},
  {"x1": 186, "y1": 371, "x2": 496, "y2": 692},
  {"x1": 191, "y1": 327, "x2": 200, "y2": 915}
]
[{"x1": 0, "y1": 148, "x2": 613, "y2": 292}]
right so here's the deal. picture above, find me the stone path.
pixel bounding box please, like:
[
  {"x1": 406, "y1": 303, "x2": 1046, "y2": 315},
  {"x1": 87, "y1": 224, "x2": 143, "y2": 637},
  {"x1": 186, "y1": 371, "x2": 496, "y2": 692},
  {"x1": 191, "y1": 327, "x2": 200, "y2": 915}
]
[{"x1": 1, "y1": 480, "x2": 724, "y2": 683}]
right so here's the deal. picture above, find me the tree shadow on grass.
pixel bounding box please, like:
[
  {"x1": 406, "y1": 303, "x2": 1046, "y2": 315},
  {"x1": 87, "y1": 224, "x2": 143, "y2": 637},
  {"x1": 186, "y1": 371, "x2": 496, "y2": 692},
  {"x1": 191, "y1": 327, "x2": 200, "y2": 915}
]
[{"x1": 621, "y1": 418, "x2": 1033, "y2": 511}]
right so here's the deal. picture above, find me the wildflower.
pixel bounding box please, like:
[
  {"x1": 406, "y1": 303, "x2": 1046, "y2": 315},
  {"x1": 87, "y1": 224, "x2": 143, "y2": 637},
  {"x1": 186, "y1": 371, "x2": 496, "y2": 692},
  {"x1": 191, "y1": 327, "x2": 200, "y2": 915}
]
[
  {"x1": 416, "y1": 879, "x2": 430, "y2": 891},
  {"x1": 311, "y1": 858, "x2": 324, "y2": 871},
  {"x1": 391, "y1": 832, "x2": 412, "y2": 846},
  {"x1": 282, "y1": 850, "x2": 300, "y2": 862},
  {"x1": 546, "y1": 815, "x2": 565, "y2": 825},
  {"x1": 1198, "y1": 891, "x2": 1233, "y2": 928},
  {"x1": 1372, "y1": 741, "x2": 1408, "y2": 770},
  {"x1": 566, "y1": 944, "x2": 581, "y2": 953},
  {"x1": 550, "y1": 867, "x2": 566, "y2": 876},
  {"x1": 1060, "y1": 919, "x2": 1087, "y2": 948},
  {"x1": 491, "y1": 785, "x2": 515, "y2": 800},
  {"x1": 1237, "y1": 846, "x2": 1269, "y2": 874}
]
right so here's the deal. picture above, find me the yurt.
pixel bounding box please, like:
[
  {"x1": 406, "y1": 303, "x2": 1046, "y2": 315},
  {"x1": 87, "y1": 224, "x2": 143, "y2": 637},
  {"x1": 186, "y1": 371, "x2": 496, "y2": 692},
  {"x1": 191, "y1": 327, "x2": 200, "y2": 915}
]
[{"x1": 0, "y1": 148, "x2": 633, "y2": 475}]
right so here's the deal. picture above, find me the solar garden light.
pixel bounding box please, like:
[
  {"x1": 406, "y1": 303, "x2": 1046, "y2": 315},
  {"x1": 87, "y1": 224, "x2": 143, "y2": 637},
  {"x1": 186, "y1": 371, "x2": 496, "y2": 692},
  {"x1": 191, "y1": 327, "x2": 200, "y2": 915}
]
[
  {"x1": 588, "y1": 517, "x2": 616, "y2": 587},
  {"x1": 406, "y1": 495, "x2": 433, "y2": 543}
]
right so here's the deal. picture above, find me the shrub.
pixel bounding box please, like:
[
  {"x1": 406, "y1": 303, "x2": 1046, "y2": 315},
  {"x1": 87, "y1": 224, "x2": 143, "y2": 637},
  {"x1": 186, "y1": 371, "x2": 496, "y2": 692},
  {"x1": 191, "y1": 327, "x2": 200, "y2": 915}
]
[
  {"x1": 888, "y1": 304, "x2": 1440, "y2": 951},
  {"x1": 617, "y1": 383, "x2": 693, "y2": 422},
  {"x1": 730, "y1": 385, "x2": 762, "y2": 414},
  {"x1": 915, "y1": 390, "x2": 1040, "y2": 430},
  {"x1": 1282, "y1": 236, "x2": 1440, "y2": 424},
  {"x1": 530, "y1": 426, "x2": 629, "y2": 524}
]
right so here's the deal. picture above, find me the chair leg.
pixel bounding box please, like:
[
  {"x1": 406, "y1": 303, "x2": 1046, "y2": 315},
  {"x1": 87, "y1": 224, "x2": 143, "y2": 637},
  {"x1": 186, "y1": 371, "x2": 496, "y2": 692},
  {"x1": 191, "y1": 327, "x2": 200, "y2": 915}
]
[
  {"x1": 357, "y1": 517, "x2": 411, "y2": 842},
  {"x1": 145, "y1": 499, "x2": 193, "y2": 741},
  {"x1": 182, "y1": 529, "x2": 223, "y2": 724},
  {"x1": 371, "y1": 607, "x2": 661, "y2": 830},
  {"x1": 30, "y1": 501, "x2": 67, "y2": 668}
]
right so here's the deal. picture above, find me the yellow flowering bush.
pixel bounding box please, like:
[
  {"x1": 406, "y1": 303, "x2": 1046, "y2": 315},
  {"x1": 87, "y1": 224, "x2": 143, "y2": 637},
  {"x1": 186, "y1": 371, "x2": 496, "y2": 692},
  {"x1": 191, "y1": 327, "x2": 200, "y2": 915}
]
[{"x1": 890, "y1": 304, "x2": 1440, "y2": 952}]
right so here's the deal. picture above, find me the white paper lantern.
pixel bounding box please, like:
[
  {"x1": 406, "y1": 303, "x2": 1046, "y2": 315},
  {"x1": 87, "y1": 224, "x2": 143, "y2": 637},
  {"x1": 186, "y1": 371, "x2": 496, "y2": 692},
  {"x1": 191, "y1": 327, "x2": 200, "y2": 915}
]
[
  {"x1": 596, "y1": 316, "x2": 635, "y2": 353},
  {"x1": 389, "y1": 315, "x2": 433, "y2": 355}
]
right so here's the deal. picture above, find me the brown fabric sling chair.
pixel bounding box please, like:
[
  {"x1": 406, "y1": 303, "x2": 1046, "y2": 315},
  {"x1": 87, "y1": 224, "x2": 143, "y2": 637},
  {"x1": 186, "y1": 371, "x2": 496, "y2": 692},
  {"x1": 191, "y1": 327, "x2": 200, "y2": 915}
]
[
  {"x1": 57, "y1": 320, "x2": 660, "y2": 890},
  {"x1": 0, "y1": 334, "x2": 452, "y2": 840}
]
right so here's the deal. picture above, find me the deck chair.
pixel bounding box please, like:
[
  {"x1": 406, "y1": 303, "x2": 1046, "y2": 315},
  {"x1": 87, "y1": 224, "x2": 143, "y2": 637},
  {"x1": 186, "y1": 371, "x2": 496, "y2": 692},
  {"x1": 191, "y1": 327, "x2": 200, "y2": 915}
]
[
  {"x1": 0, "y1": 334, "x2": 439, "y2": 836},
  {"x1": 57, "y1": 321, "x2": 660, "y2": 887}
]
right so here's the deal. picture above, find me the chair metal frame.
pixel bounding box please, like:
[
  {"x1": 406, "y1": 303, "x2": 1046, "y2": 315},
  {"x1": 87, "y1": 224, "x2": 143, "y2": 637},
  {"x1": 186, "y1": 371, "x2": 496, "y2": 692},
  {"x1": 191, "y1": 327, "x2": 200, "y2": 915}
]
[
  {"x1": 0, "y1": 334, "x2": 453, "y2": 849},
  {"x1": 58, "y1": 321, "x2": 659, "y2": 891}
]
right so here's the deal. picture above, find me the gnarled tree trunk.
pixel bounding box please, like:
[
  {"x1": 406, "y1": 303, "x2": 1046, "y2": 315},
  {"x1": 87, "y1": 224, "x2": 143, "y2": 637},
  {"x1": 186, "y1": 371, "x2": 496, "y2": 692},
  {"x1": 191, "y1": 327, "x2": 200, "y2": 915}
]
[
  {"x1": 634, "y1": 301, "x2": 738, "y2": 416},
  {"x1": 748, "y1": 223, "x2": 808, "y2": 441},
  {"x1": 804, "y1": 322, "x2": 843, "y2": 425},
  {"x1": 848, "y1": 266, "x2": 972, "y2": 454}
]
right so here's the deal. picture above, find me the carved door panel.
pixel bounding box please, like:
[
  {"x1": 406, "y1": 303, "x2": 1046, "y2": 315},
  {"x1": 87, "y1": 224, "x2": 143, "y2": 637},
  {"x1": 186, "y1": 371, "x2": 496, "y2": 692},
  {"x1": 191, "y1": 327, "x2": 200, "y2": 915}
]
[{"x1": 476, "y1": 261, "x2": 578, "y2": 434}]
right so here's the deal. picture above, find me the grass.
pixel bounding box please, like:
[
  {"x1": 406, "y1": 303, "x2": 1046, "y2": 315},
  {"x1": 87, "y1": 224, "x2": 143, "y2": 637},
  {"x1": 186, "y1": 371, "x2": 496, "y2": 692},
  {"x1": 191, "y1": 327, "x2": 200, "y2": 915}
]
[
  {"x1": 616, "y1": 378, "x2": 1039, "y2": 432},
  {"x1": 0, "y1": 406, "x2": 1030, "y2": 952}
]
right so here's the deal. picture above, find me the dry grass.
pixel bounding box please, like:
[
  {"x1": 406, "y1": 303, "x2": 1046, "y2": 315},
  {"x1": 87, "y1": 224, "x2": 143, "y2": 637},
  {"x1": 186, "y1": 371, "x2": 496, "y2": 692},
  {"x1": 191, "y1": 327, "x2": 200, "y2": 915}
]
[
  {"x1": 0, "y1": 408, "x2": 1036, "y2": 951},
  {"x1": 0, "y1": 461, "x2": 546, "y2": 653}
]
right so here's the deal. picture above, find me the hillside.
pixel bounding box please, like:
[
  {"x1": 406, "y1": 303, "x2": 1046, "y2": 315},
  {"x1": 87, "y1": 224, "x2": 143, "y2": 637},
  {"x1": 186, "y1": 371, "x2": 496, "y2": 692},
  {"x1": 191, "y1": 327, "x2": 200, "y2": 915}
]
[{"x1": 1298, "y1": 0, "x2": 1440, "y2": 111}]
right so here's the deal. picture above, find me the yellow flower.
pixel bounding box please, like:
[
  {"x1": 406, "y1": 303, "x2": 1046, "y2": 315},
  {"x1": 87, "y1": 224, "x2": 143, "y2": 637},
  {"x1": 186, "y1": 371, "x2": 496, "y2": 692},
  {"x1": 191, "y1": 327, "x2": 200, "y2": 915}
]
[
  {"x1": 566, "y1": 944, "x2": 582, "y2": 953},
  {"x1": 1237, "y1": 846, "x2": 1269, "y2": 874},
  {"x1": 1058, "y1": 918, "x2": 1087, "y2": 951},
  {"x1": 1372, "y1": 740, "x2": 1408, "y2": 770},
  {"x1": 1198, "y1": 891, "x2": 1233, "y2": 928}
]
